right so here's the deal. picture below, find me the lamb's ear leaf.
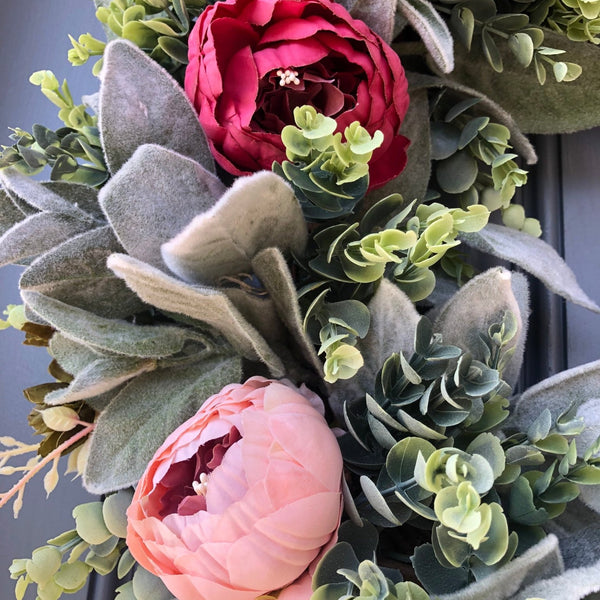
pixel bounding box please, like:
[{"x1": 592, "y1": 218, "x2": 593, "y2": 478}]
[
  {"x1": 21, "y1": 290, "x2": 198, "y2": 358},
  {"x1": 99, "y1": 39, "x2": 215, "y2": 174},
  {"x1": 362, "y1": 279, "x2": 420, "y2": 380},
  {"x1": 420, "y1": 534, "x2": 563, "y2": 599},
  {"x1": 510, "y1": 359, "x2": 600, "y2": 430},
  {"x1": 44, "y1": 356, "x2": 156, "y2": 405},
  {"x1": 461, "y1": 224, "x2": 600, "y2": 313},
  {"x1": 0, "y1": 213, "x2": 93, "y2": 267},
  {"x1": 450, "y1": 28, "x2": 600, "y2": 134},
  {"x1": 512, "y1": 559, "x2": 600, "y2": 600},
  {"x1": 368, "y1": 87, "x2": 431, "y2": 203},
  {"x1": 397, "y1": 0, "x2": 454, "y2": 73},
  {"x1": 49, "y1": 333, "x2": 104, "y2": 377},
  {"x1": 42, "y1": 181, "x2": 104, "y2": 221},
  {"x1": 99, "y1": 144, "x2": 224, "y2": 270},
  {"x1": 433, "y1": 267, "x2": 526, "y2": 387},
  {"x1": 83, "y1": 354, "x2": 242, "y2": 494},
  {"x1": 20, "y1": 226, "x2": 146, "y2": 319},
  {"x1": 350, "y1": 0, "x2": 396, "y2": 42},
  {"x1": 251, "y1": 247, "x2": 323, "y2": 375},
  {"x1": 0, "y1": 186, "x2": 28, "y2": 236},
  {"x1": 161, "y1": 172, "x2": 307, "y2": 284},
  {"x1": 0, "y1": 169, "x2": 97, "y2": 219},
  {"x1": 107, "y1": 253, "x2": 285, "y2": 376}
]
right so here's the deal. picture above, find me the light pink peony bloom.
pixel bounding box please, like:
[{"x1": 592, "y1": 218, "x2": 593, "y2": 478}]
[{"x1": 127, "y1": 377, "x2": 343, "y2": 600}]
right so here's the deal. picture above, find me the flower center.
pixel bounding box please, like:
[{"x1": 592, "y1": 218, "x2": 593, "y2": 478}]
[
  {"x1": 277, "y1": 68, "x2": 301, "y2": 87},
  {"x1": 192, "y1": 472, "x2": 209, "y2": 496},
  {"x1": 156, "y1": 426, "x2": 241, "y2": 517}
]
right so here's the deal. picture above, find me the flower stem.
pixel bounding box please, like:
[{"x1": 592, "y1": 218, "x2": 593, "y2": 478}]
[{"x1": 0, "y1": 423, "x2": 94, "y2": 512}]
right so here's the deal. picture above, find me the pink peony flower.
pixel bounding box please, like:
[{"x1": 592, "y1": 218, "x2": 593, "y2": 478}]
[
  {"x1": 185, "y1": 0, "x2": 410, "y2": 189},
  {"x1": 126, "y1": 377, "x2": 343, "y2": 600}
]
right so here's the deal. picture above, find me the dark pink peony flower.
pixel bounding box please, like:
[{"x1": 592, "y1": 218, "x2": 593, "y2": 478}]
[
  {"x1": 126, "y1": 377, "x2": 343, "y2": 600},
  {"x1": 185, "y1": 0, "x2": 410, "y2": 188}
]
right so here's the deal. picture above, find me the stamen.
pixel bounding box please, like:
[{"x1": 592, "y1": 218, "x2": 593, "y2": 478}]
[
  {"x1": 276, "y1": 68, "x2": 301, "y2": 87},
  {"x1": 193, "y1": 472, "x2": 209, "y2": 496}
]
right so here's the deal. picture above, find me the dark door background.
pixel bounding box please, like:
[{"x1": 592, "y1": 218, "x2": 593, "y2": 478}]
[{"x1": 1, "y1": 2, "x2": 599, "y2": 599}]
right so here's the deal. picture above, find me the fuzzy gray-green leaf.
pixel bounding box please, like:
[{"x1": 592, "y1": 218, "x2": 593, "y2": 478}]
[
  {"x1": 434, "y1": 267, "x2": 525, "y2": 386},
  {"x1": 22, "y1": 290, "x2": 199, "y2": 358},
  {"x1": 350, "y1": 0, "x2": 396, "y2": 42},
  {"x1": 251, "y1": 247, "x2": 322, "y2": 375},
  {"x1": 435, "y1": 534, "x2": 563, "y2": 600},
  {"x1": 461, "y1": 224, "x2": 600, "y2": 313},
  {"x1": 20, "y1": 226, "x2": 146, "y2": 319},
  {"x1": 511, "y1": 359, "x2": 600, "y2": 432},
  {"x1": 99, "y1": 144, "x2": 225, "y2": 270},
  {"x1": 0, "y1": 187, "x2": 27, "y2": 236},
  {"x1": 44, "y1": 356, "x2": 156, "y2": 405},
  {"x1": 161, "y1": 172, "x2": 306, "y2": 284},
  {"x1": 107, "y1": 253, "x2": 285, "y2": 375},
  {"x1": 398, "y1": 0, "x2": 454, "y2": 73},
  {"x1": 84, "y1": 355, "x2": 242, "y2": 493},
  {"x1": 99, "y1": 39, "x2": 215, "y2": 174},
  {"x1": 0, "y1": 212, "x2": 94, "y2": 267}
]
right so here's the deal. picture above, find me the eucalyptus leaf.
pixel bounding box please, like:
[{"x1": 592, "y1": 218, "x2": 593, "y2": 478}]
[
  {"x1": 22, "y1": 290, "x2": 200, "y2": 358},
  {"x1": 99, "y1": 39, "x2": 215, "y2": 174},
  {"x1": 329, "y1": 280, "x2": 420, "y2": 415},
  {"x1": 461, "y1": 224, "x2": 600, "y2": 313},
  {"x1": 99, "y1": 144, "x2": 225, "y2": 270},
  {"x1": 161, "y1": 172, "x2": 307, "y2": 284},
  {"x1": 407, "y1": 72, "x2": 537, "y2": 165},
  {"x1": 107, "y1": 253, "x2": 285, "y2": 375},
  {"x1": 84, "y1": 354, "x2": 242, "y2": 493},
  {"x1": 449, "y1": 28, "x2": 600, "y2": 133},
  {"x1": 398, "y1": 0, "x2": 454, "y2": 73},
  {"x1": 132, "y1": 567, "x2": 175, "y2": 600},
  {"x1": 20, "y1": 226, "x2": 146, "y2": 319}
]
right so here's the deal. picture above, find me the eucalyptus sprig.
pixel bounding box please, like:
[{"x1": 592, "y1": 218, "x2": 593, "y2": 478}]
[
  {"x1": 273, "y1": 105, "x2": 384, "y2": 221},
  {"x1": 69, "y1": 0, "x2": 209, "y2": 79},
  {"x1": 0, "y1": 71, "x2": 106, "y2": 185},
  {"x1": 429, "y1": 94, "x2": 540, "y2": 236},
  {"x1": 10, "y1": 490, "x2": 173, "y2": 600},
  {"x1": 433, "y1": 0, "x2": 582, "y2": 83}
]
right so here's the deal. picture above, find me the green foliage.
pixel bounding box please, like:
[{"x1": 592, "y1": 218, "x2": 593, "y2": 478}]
[
  {"x1": 310, "y1": 520, "x2": 431, "y2": 600},
  {"x1": 0, "y1": 304, "x2": 26, "y2": 331},
  {"x1": 338, "y1": 313, "x2": 600, "y2": 594},
  {"x1": 10, "y1": 490, "x2": 173, "y2": 600},
  {"x1": 428, "y1": 93, "x2": 537, "y2": 235},
  {"x1": 273, "y1": 106, "x2": 383, "y2": 221},
  {"x1": 0, "y1": 72, "x2": 106, "y2": 185},
  {"x1": 303, "y1": 288, "x2": 371, "y2": 383},
  {"x1": 306, "y1": 194, "x2": 488, "y2": 307},
  {"x1": 431, "y1": 0, "x2": 582, "y2": 83},
  {"x1": 71, "y1": 0, "x2": 210, "y2": 80}
]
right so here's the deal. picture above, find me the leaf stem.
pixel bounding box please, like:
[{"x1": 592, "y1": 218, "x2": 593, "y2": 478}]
[{"x1": 0, "y1": 423, "x2": 94, "y2": 512}]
